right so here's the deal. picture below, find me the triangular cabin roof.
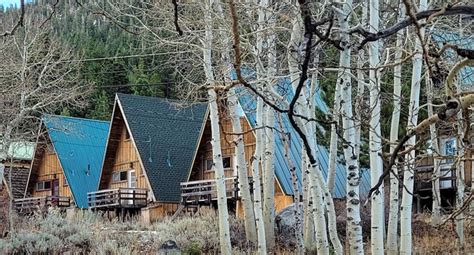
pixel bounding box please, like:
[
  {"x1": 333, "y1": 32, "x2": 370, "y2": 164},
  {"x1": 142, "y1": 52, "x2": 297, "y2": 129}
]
[
  {"x1": 29, "y1": 115, "x2": 109, "y2": 208},
  {"x1": 99, "y1": 93, "x2": 209, "y2": 203},
  {"x1": 237, "y1": 80, "x2": 372, "y2": 198}
]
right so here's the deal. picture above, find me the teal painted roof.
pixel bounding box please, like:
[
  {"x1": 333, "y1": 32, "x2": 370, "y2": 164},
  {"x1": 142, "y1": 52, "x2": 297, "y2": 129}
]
[
  {"x1": 43, "y1": 115, "x2": 109, "y2": 208},
  {"x1": 116, "y1": 94, "x2": 208, "y2": 202},
  {"x1": 431, "y1": 31, "x2": 474, "y2": 87},
  {"x1": 237, "y1": 79, "x2": 371, "y2": 198}
]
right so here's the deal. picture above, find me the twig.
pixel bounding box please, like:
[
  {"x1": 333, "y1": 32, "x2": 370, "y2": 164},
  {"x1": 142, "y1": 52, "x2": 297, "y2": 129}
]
[
  {"x1": 172, "y1": 0, "x2": 183, "y2": 36},
  {"x1": 2, "y1": 0, "x2": 25, "y2": 37}
]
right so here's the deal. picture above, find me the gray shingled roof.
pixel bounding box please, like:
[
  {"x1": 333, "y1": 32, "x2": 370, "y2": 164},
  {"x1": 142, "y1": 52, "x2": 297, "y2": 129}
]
[{"x1": 117, "y1": 93, "x2": 208, "y2": 202}]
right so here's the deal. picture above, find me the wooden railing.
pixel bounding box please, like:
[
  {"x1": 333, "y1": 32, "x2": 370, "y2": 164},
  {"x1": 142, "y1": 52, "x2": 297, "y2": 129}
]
[
  {"x1": 415, "y1": 162, "x2": 457, "y2": 191},
  {"x1": 180, "y1": 176, "x2": 239, "y2": 205},
  {"x1": 14, "y1": 196, "x2": 71, "y2": 213},
  {"x1": 88, "y1": 188, "x2": 148, "y2": 209}
]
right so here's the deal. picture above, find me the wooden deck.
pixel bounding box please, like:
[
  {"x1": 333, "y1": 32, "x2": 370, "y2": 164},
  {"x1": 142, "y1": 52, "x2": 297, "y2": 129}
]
[
  {"x1": 415, "y1": 160, "x2": 457, "y2": 192},
  {"x1": 14, "y1": 196, "x2": 71, "y2": 213},
  {"x1": 180, "y1": 176, "x2": 239, "y2": 205},
  {"x1": 87, "y1": 188, "x2": 148, "y2": 209}
]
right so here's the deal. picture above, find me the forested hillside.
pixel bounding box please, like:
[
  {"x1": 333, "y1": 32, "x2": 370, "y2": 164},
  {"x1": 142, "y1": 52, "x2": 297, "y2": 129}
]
[{"x1": 1, "y1": 0, "x2": 176, "y2": 120}]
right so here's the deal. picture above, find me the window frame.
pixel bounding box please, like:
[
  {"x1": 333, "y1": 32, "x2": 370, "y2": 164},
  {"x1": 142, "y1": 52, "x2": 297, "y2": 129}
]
[
  {"x1": 36, "y1": 180, "x2": 52, "y2": 191},
  {"x1": 112, "y1": 171, "x2": 128, "y2": 183}
]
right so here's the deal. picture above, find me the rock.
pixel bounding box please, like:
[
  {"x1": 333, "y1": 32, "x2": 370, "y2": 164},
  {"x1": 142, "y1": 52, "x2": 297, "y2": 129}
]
[
  {"x1": 275, "y1": 203, "x2": 301, "y2": 248},
  {"x1": 157, "y1": 240, "x2": 181, "y2": 255}
]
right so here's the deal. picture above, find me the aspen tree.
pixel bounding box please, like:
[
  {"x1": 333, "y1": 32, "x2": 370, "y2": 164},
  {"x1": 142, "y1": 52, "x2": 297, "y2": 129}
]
[
  {"x1": 338, "y1": 0, "x2": 364, "y2": 253},
  {"x1": 387, "y1": 2, "x2": 405, "y2": 253},
  {"x1": 400, "y1": 1, "x2": 427, "y2": 254},
  {"x1": 213, "y1": 0, "x2": 258, "y2": 244},
  {"x1": 368, "y1": 0, "x2": 384, "y2": 253},
  {"x1": 203, "y1": 1, "x2": 232, "y2": 253}
]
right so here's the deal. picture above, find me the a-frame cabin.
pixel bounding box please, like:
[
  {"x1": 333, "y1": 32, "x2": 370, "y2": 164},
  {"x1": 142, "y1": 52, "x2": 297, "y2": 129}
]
[
  {"x1": 92, "y1": 93, "x2": 371, "y2": 222},
  {"x1": 90, "y1": 93, "x2": 208, "y2": 220},
  {"x1": 17, "y1": 115, "x2": 109, "y2": 213}
]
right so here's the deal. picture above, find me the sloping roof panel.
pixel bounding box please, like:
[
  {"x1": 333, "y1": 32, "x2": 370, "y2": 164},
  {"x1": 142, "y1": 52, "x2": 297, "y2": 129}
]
[
  {"x1": 117, "y1": 93, "x2": 208, "y2": 203},
  {"x1": 43, "y1": 115, "x2": 109, "y2": 208},
  {"x1": 238, "y1": 80, "x2": 371, "y2": 198}
]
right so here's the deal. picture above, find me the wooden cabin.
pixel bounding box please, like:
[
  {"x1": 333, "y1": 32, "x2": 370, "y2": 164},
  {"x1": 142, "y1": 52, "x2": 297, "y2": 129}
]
[
  {"x1": 1, "y1": 142, "x2": 33, "y2": 231},
  {"x1": 19, "y1": 115, "x2": 109, "y2": 213},
  {"x1": 92, "y1": 93, "x2": 371, "y2": 222},
  {"x1": 1, "y1": 142, "x2": 33, "y2": 200},
  {"x1": 91, "y1": 93, "x2": 208, "y2": 221},
  {"x1": 414, "y1": 121, "x2": 473, "y2": 212}
]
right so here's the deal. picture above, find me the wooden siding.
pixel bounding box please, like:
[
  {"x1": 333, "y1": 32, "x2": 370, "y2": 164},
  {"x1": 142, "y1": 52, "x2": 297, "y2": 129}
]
[
  {"x1": 105, "y1": 125, "x2": 148, "y2": 190},
  {"x1": 190, "y1": 116, "x2": 256, "y2": 182},
  {"x1": 31, "y1": 143, "x2": 72, "y2": 199},
  {"x1": 191, "y1": 114, "x2": 294, "y2": 216}
]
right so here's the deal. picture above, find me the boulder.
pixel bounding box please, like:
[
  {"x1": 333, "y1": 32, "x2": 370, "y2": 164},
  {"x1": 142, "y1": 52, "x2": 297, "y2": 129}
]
[
  {"x1": 275, "y1": 203, "x2": 301, "y2": 248},
  {"x1": 157, "y1": 240, "x2": 181, "y2": 255}
]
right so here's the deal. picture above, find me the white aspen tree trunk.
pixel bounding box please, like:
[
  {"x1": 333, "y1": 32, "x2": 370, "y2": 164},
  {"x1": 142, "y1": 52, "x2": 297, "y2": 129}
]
[
  {"x1": 302, "y1": 154, "x2": 315, "y2": 251},
  {"x1": 263, "y1": 104, "x2": 276, "y2": 250},
  {"x1": 228, "y1": 89, "x2": 258, "y2": 244},
  {"x1": 400, "y1": 1, "x2": 427, "y2": 254},
  {"x1": 455, "y1": 16, "x2": 465, "y2": 249},
  {"x1": 455, "y1": 92, "x2": 465, "y2": 249},
  {"x1": 368, "y1": 0, "x2": 384, "y2": 253},
  {"x1": 303, "y1": 149, "x2": 330, "y2": 255},
  {"x1": 252, "y1": 97, "x2": 268, "y2": 254},
  {"x1": 287, "y1": 20, "x2": 342, "y2": 255},
  {"x1": 263, "y1": 14, "x2": 276, "y2": 249},
  {"x1": 355, "y1": 2, "x2": 367, "y2": 160},
  {"x1": 213, "y1": 0, "x2": 258, "y2": 244},
  {"x1": 253, "y1": 0, "x2": 271, "y2": 250},
  {"x1": 327, "y1": 85, "x2": 340, "y2": 193},
  {"x1": 426, "y1": 75, "x2": 441, "y2": 226},
  {"x1": 203, "y1": 2, "x2": 232, "y2": 253},
  {"x1": 338, "y1": 0, "x2": 364, "y2": 254},
  {"x1": 387, "y1": 2, "x2": 405, "y2": 253},
  {"x1": 208, "y1": 90, "x2": 233, "y2": 255}
]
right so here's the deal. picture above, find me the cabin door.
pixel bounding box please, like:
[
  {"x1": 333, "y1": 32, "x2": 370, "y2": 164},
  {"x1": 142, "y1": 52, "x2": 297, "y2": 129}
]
[
  {"x1": 51, "y1": 179, "x2": 60, "y2": 205},
  {"x1": 52, "y1": 179, "x2": 60, "y2": 197},
  {"x1": 128, "y1": 170, "x2": 136, "y2": 188},
  {"x1": 127, "y1": 170, "x2": 136, "y2": 205}
]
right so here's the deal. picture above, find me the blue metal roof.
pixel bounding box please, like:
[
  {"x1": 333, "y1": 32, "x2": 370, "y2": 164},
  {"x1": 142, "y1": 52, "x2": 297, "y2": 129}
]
[
  {"x1": 431, "y1": 31, "x2": 474, "y2": 87},
  {"x1": 43, "y1": 115, "x2": 109, "y2": 208},
  {"x1": 237, "y1": 79, "x2": 371, "y2": 198}
]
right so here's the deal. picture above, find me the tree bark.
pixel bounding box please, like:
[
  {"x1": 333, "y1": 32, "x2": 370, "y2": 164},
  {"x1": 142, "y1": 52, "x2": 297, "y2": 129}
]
[
  {"x1": 400, "y1": 1, "x2": 427, "y2": 254},
  {"x1": 203, "y1": 2, "x2": 232, "y2": 253},
  {"x1": 368, "y1": 0, "x2": 384, "y2": 253},
  {"x1": 338, "y1": 0, "x2": 364, "y2": 253},
  {"x1": 213, "y1": 0, "x2": 258, "y2": 244},
  {"x1": 252, "y1": 97, "x2": 268, "y2": 254},
  {"x1": 387, "y1": 2, "x2": 405, "y2": 253}
]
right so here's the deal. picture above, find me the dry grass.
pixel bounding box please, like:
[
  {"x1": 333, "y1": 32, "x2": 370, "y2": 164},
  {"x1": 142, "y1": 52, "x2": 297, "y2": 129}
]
[
  {"x1": 411, "y1": 214, "x2": 473, "y2": 255},
  {"x1": 0, "y1": 207, "x2": 472, "y2": 254}
]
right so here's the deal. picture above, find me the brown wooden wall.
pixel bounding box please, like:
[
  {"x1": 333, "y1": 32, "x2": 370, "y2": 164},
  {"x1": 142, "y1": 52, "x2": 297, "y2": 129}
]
[
  {"x1": 103, "y1": 125, "x2": 148, "y2": 190},
  {"x1": 191, "y1": 114, "x2": 294, "y2": 214},
  {"x1": 190, "y1": 116, "x2": 256, "y2": 182},
  {"x1": 30, "y1": 143, "x2": 72, "y2": 199}
]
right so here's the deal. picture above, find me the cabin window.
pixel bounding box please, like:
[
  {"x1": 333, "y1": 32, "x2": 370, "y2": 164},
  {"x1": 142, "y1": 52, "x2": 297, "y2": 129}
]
[
  {"x1": 112, "y1": 171, "x2": 128, "y2": 182},
  {"x1": 205, "y1": 157, "x2": 232, "y2": 171},
  {"x1": 223, "y1": 156, "x2": 231, "y2": 169},
  {"x1": 442, "y1": 138, "x2": 456, "y2": 163},
  {"x1": 36, "y1": 180, "x2": 51, "y2": 191},
  {"x1": 205, "y1": 159, "x2": 213, "y2": 171},
  {"x1": 125, "y1": 130, "x2": 130, "y2": 140}
]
